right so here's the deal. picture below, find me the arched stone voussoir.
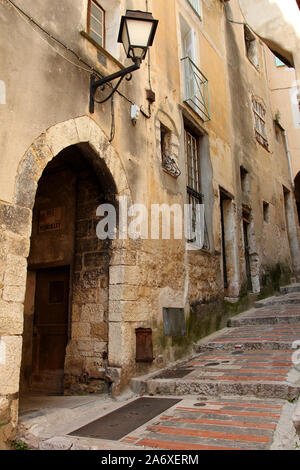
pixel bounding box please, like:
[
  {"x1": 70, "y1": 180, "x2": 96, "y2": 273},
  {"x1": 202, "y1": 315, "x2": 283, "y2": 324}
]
[
  {"x1": 14, "y1": 116, "x2": 132, "y2": 210},
  {"x1": 45, "y1": 119, "x2": 80, "y2": 158},
  {"x1": 14, "y1": 134, "x2": 54, "y2": 209}
]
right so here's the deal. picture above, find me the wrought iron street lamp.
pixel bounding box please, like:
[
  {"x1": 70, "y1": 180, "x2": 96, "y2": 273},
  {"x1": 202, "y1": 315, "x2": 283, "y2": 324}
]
[{"x1": 90, "y1": 10, "x2": 158, "y2": 113}]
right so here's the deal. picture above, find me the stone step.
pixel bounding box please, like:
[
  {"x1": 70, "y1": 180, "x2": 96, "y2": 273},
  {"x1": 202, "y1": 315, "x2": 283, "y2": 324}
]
[
  {"x1": 195, "y1": 341, "x2": 296, "y2": 352},
  {"x1": 280, "y1": 284, "x2": 300, "y2": 295},
  {"x1": 292, "y1": 397, "x2": 300, "y2": 433},
  {"x1": 195, "y1": 323, "x2": 300, "y2": 352},
  {"x1": 131, "y1": 376, "x2": 300, "y2": 401},
  {"x1": 120, "y1": 396, "x2": 291, "y2": 451},
  {"x1": 230, "y1": 315, "x2": 300, "y2": 327}
]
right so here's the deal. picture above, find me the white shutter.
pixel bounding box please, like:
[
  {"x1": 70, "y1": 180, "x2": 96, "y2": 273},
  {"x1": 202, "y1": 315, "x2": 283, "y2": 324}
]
[{"x1": 182, "y1": 28, "x2": 197, "y2": 100}]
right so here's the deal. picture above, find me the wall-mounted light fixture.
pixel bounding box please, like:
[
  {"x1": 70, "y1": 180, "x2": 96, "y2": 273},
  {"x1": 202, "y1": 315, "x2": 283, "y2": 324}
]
[{"x1": 90, "y1": 10, "x2": 158, "y2": 113}]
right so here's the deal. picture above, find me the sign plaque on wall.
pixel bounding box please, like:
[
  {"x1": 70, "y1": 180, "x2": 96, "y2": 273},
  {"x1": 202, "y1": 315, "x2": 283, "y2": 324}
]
[{"x1": 38, "y1": 207, "x2": 62, "y2": 232}]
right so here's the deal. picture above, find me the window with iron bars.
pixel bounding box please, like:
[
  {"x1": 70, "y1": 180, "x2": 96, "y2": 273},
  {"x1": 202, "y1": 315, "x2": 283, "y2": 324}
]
[
  {"x1": 185, "y1": 128, "x2": 209, "y2": 249},
  {"x1": 253, "y1": 99, "x2": 268, "y2": 149}
]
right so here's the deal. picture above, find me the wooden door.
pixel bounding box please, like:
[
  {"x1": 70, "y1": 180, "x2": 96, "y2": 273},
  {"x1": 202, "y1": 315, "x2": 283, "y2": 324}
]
[{"x1": 31, "y1": 266, "x2": 69, "y2": 394}]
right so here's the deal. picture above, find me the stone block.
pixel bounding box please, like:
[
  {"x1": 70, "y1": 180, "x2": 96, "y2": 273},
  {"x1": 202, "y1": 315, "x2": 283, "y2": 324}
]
[
  {"x1": 81, "y1": 303, "x2": 104, "y2": 322},
  {"x1": 45, "y1": 119, "x2": 79, "y2": 157},
  {"x1": 2, "y1": 284, "x2": 26, "y2": 303},
  {"x1": 0, "y1": 204, "x2": 31, "y2": 237},
  {"x1": 84, "y1": 252, "x2": 109, "y2": 269},
  {"x1": 82, "y1": 269, "x2": 108, "y2": 288},
  {"x1": 74, "y1": 115, "x2": 92, "y2": 142},
  {"x1": 4, "y1": 254, "x2": 27, "y2": 287},
  {"x1": 72, "y1": 286, "x2": 98, "y2": 304},
  {"x1": 0, "y1": 301, "x2": 23, "y2": 335},
  {"x1": 40, "y1": 437, "x2": 74, "y2": 451},
  {"x1": 110, "y1": 249, "x2": 137, "y2": 266},
  {"x1": 71, "y1": 322, "x2": 91, "y2": 339},
  {"x1": 109, "y1": 265, "x2": 141, "y2": 285},
  {"x1": 90, "y1": 322, "x2": 107, "y2": 341},
  {"x1": 64, "y1": 356, "x2": 85, "y2": 376},
  {"x1": 71, "y1": 304, "x2": 81, "y2": 322},
  {"x1": 108, "y1": 322, "x2": 135, "y2": 367},
  {"x1": 109, "y1": 284, "x2": 139, "y2": 301},
  {"x1": 109, "y1": 300, "x2": 150, "y2": 322},
  {"x1": 76, "y1": 339, "x2": 95, "y2": 353},
  {"x1": 85, "y1": 358, "x2": 106, "y2": 378},
  {"x1": 7, "y1": 233, "x2": 30, "y2": 258},
  {"x1": 0, "y1": 422, "x2": 15, "y2": 448},
  {"x1": 0, "y1": 397, "x2": 9, "y2": 424}
]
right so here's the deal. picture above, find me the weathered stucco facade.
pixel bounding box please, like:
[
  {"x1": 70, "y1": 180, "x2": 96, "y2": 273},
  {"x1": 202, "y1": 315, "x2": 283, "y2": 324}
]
[{"x1": 0, "y1": 0, "x2": 299, "y2": 448}]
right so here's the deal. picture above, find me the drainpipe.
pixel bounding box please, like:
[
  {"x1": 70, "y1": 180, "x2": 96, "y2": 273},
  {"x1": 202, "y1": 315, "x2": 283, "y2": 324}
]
[
  {"x1": 283, "y1": 130, "x2": 295, "y2": 189},
  {"x1": 221, "y1": 0, "x2": 246, "y2": 25}
]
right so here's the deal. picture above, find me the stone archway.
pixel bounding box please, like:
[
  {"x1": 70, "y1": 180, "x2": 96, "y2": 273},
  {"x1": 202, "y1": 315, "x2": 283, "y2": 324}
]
[
  {"x1": 11, "y1": 116, "x2": 138, "y2": 395},
  {"x1": 14, "y1": 116, "x2": 131, "y2": 211}
]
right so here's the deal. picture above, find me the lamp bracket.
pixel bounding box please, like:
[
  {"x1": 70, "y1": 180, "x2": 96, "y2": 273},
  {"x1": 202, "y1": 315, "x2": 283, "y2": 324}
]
[{"x1": 90, "y1": 59, "x2": 141, "y2": 113}]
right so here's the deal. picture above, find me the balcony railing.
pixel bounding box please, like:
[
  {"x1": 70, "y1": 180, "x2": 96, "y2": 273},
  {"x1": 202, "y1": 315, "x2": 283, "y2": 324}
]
[{"x1": 181, "y1": 56, "x2": 211, "y2": 122}]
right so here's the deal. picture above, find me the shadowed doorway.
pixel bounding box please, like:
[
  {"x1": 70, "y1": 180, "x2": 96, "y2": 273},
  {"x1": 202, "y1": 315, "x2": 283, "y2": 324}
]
[{"x1": 20, "y1": 144, "x2": 116, "y2": 396}]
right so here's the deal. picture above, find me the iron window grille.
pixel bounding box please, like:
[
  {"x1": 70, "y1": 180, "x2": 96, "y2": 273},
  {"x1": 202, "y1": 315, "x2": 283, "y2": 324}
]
[
  {"x1": 253, "y1": 99, "x2": 268, "y2": 149},
  {"x1": 185, "y1": 129, "x2": 210, "y2": 249},
  {"x1": 88, "y1": 0, "x2": 105, "y2": 48},
  {"x1": 181, "y1": 56, "x2": 211, "y2": 122}
]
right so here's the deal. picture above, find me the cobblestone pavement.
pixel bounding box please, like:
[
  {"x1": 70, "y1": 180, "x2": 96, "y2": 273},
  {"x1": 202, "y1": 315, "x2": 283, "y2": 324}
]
[{"x1": 121, "y1": 397, "x2": 287, "y2": 450}]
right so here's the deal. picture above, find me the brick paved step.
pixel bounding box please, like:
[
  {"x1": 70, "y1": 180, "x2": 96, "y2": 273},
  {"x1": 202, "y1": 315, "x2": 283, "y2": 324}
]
[
  {"x1": 197, "y1": 341, "x2": 296, "y2": 352},
  {"x1": 132, "y1": 378, "x2": 300, "y2": 400},
  {"x1": 121, "y1": 397, "x2": 288, "y2": 450},
  {"x1": 280, "y1": 284, "x2": 300, "y2": 295},
  {"x1": 229, "y1": 306, "x2": 300, "y2": 327},
  {"x1": 131, "y1": 349, "x2": 300, "y2": 400}
]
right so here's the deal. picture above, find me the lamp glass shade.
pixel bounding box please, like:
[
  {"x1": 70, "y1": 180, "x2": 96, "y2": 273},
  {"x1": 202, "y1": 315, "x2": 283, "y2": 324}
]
[{"x1": 119, "y1": 11, "x2": 158, "y2": 61}]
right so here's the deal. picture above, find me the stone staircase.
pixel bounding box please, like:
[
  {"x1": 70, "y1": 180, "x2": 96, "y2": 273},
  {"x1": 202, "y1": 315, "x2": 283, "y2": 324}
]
[{"x1": 131, "y1": 283, "x2": 300, "y2": 403}]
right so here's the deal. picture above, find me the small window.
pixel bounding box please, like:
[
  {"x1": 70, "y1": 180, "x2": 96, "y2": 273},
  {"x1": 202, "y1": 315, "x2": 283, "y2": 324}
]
[
  {"x1": 263, "y1": 201, "x2": 270, "y2": 223},
  {"x1": 185, "y1": 128, "x2": 209, "y2": 249},
  {"x1": 244, "y1": 25, "x2": 258, "y2": 68},
  {"x1": 185, "y1": 128, "x2": 201, "y2": 195},
  {"x1": 275, "y1": 56, "x2": 285, "y2": 67},
  {"x1": 88, "y1": 0, "x2": 105, "y2": 48},
  {"x1": 253, "y1": 99, "x2": 268, "y2": 149},
  {"x1": 240, "y1": 166, "x2": 249, "y2": 194}
]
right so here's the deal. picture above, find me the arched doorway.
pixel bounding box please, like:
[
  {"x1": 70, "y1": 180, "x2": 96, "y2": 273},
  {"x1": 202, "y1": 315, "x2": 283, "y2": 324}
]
[{"x1": 20, "y1": 143, "x2": 117, "y2": 395}]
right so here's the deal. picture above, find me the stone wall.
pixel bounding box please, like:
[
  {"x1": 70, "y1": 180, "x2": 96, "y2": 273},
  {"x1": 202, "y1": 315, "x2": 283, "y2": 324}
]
[
  {"x1": 64, "y1": 167, "x2": 112, "y2": 394},
  {"x1": 0, "y1": 207, "x2": 30, "y2": 447}
]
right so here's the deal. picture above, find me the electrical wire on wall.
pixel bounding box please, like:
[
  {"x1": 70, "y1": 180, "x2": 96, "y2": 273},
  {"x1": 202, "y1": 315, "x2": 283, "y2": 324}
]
[{"x1": 6, "y1": 0, "x2": 150, "y2": 122}]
